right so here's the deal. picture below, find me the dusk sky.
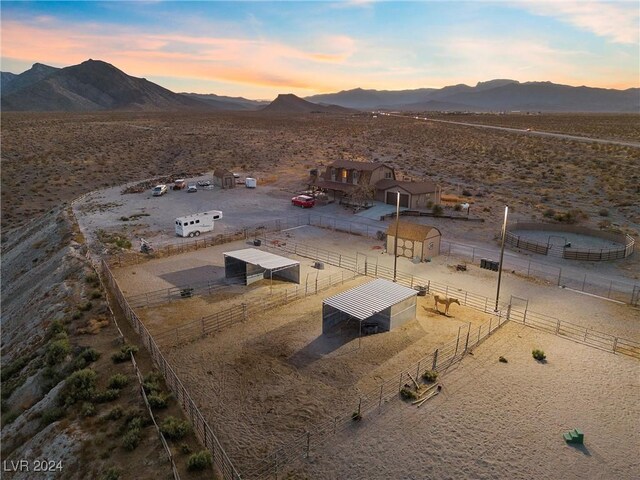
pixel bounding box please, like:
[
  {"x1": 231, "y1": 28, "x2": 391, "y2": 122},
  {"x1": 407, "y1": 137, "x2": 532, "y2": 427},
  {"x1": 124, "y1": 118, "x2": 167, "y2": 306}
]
[{"x1": 1, "y1": 1, "x2": 638, "y2": 99}]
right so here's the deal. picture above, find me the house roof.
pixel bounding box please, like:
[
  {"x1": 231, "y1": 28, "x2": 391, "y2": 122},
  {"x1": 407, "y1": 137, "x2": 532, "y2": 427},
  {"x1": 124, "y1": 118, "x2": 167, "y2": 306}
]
[
  {"x1": 375, "y1": 179, "x2": 438, "y2": 195},
  {"x1": 386, "y1": 221, "x2": 441, "y2": 241},
  {"x1": 323, "y1": 279, "x2": 417, "y2": 321},
  {"x1": 223, "y1": 248, "x2": 299, "y2": 271},
  {"x1": 329, "y1": 160, "x2": 389, "y2": 171},
  {"x1": 214, "y1": 169, "x2": 233, "y2": 178}
]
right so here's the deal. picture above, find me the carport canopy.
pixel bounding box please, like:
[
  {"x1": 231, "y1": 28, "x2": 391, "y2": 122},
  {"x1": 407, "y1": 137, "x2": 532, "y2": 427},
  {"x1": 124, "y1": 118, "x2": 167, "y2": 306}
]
[
  {"x1": 223, "y1": 248, "x2": 300, "y2": 285},
  {"x1": 323, "y1": 278, "x2": 417, "y2": 320}
]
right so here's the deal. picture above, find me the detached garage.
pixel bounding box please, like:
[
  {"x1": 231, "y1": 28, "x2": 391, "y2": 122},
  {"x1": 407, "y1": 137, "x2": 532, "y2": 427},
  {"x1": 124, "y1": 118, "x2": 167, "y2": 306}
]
[
  {"x1": 322, "y1": 279, "x2": 417, "y2": 334},
  {"x1": 223, "y1": 248, "x2": 300, "y2": 285},
  {"x1": 386, "y1": 221, "x2": 441, "y2": 261}
]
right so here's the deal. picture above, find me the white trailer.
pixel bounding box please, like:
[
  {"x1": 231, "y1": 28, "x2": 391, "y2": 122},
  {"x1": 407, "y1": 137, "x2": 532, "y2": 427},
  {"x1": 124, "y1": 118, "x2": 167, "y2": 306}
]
[
  {"x1": 175, "y1": 210, "x2": 223, "y2": 238},
  {"x1": 245, "y1": 177, "x2": 257, "y2": 188}
]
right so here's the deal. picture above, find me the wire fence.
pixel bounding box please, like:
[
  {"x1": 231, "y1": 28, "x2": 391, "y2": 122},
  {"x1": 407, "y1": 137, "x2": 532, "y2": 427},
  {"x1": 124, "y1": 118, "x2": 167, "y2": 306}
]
[
  {"x1": 441, "y1": 240, "x2": 639, "y2": 305},
  {"x1": 101, "y1": 259, "x2": 242, "y2": 480}
]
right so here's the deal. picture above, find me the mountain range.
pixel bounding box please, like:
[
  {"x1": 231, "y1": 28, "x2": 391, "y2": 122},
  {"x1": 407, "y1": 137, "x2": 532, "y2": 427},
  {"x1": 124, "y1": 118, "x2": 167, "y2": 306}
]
[{"x1": 1, "y1": 60, "x2": 638, "y2": 113}]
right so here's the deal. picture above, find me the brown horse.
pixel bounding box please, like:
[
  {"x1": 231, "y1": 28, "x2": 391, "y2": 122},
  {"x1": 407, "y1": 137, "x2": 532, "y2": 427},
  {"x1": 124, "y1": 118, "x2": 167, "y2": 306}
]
[{"x1": 434, "y1": 295, "x2": 460, "y2": 315}]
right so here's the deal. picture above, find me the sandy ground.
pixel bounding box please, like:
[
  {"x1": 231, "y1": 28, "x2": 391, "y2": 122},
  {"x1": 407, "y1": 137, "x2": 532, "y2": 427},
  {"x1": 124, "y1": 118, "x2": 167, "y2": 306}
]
[
  {"x1": 161, "y1": 280, "x2": 496, "y2": 473},
  {"x1": 293, "y1": 321, "x2": 640, "y2": 480}
]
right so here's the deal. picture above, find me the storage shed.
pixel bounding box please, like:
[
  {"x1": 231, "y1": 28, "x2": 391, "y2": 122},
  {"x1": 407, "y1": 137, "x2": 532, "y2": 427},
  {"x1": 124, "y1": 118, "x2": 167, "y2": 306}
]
[
  {"x1": 322, "y1": 279, "x2": 417, "y2": 334},
  {"x1": 214, "y1": 169, "x2": 236, "y2": 189},
  {"x1": 386, "y1": 222, "x2": 441, "y2": 261},
  {"x1": 223, "y1": 248, "x2": 300, "y2": 285}
]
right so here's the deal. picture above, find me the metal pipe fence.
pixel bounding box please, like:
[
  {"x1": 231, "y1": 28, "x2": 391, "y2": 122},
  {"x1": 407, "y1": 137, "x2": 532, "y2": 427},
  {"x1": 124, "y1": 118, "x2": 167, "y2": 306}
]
[
  {"x1": 101, "y1": 259, "x2": 242, "y2": 480},
  {"x1": 246, "y1": 310, "x2": 508, "y2": 479}
]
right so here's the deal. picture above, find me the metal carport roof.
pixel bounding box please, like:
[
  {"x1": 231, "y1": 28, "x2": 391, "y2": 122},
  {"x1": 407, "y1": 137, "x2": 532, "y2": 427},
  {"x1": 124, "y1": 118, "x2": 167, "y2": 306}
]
[
  {"x1": 223, "y1": 248, "x2": 300, "y2": 271},
  {"x1": 323, "y1": 278, "x2": 417, "y2": 320}
]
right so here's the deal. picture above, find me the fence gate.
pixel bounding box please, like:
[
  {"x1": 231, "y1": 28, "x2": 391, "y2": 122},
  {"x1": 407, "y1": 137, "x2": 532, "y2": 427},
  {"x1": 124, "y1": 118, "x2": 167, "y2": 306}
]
[{"x1": 508, "y1": 295, "x2": 529, "y2": 323}]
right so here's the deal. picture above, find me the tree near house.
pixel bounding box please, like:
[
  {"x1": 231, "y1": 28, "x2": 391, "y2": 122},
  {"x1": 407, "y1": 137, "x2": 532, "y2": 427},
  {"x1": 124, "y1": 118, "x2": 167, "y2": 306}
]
[{"x1": 348, "y1": 184, "x2": 375, "y2": 210}]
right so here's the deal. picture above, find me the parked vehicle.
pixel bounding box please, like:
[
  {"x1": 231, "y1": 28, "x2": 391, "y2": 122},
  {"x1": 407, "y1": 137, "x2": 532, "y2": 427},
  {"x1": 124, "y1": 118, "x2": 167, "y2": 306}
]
[
  {"x1": 197, "y1": 180, "x2": 211, "y2": 187},
  {"x1": 291, "y1": 195, "x2": 315, "y2": 208},
  {"x1": 173, "y1": 179, "x2": 186, "y2": 190},
  {"x1": 187, "y1": 184, "x2": 198, "y2": 193},
  {"x1": 152, "y1": 184, "x2": 168, "y2": 196},
  {"x1": 245, "y1": 178, "x2": 257, "y2": 188},
  {"x1": 175, "y1": 210, "x2": 223, "y2": 238}
]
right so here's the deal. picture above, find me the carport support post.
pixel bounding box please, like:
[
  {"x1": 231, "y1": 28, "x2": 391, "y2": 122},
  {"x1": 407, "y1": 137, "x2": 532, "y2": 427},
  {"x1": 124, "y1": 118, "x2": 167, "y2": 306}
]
[
  {"x1": 393, "y1": 191, "x2": 400, "y2": 282},
  {"x1": 465, "y1": 323, "x2": 471, "y2": 351}
]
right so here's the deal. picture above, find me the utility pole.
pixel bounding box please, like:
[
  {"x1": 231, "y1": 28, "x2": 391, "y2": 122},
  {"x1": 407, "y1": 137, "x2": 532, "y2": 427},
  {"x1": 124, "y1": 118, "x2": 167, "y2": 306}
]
[
  {"x1": 495, "y1": 206, "x2": 509, "y2": 312},
  {"x1": 393, "y1": 191, "x2": 400, "y2": 282}
]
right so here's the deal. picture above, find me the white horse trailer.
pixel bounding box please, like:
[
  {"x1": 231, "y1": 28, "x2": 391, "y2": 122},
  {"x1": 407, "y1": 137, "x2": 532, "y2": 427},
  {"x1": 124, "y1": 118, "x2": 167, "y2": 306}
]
[{"x1": 175, "y1": 210, "x2": 223, "y2": 238}]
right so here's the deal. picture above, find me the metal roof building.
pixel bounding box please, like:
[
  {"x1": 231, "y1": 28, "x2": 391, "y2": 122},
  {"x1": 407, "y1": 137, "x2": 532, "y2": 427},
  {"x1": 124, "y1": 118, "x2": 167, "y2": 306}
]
[
  {"x1": 223, "y1": 248, "x2": 300, "y2": 285},
  {"x1": 322, "y1": 279, "x2": 417, "y2": 334}
]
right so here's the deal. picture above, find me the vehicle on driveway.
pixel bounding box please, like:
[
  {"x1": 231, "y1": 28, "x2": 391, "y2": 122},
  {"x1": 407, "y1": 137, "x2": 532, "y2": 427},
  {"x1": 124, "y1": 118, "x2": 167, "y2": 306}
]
[
  {"x1": 291, "y1": 195, "x2": 315, "y2": 208},
  {"x1": 187, "y1": 184, "x2": 198, "y2": 193},
  {"x1": 173, "y1": 179, "x2": 186, "y2": 190},
  {"x1": 152, "y1": 184, "x2": 168, "y2": 196},
  {"x1": 197, "y1": 180, "x2": 211, "y2": 187}
]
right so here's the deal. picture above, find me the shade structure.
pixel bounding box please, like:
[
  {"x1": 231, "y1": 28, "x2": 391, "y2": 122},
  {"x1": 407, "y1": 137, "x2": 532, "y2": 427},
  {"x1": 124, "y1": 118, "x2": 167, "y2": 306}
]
[
  {"x1": 223, "y1": 248, "x2": 300, "y2": 285},
  {"x1": 322, "y1": 279, "x2": 417, "y2": 334}
]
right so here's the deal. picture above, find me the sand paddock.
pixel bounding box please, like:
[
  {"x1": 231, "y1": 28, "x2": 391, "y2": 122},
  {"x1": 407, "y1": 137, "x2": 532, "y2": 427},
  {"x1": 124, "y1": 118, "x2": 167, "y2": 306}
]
[
  {"x1": 294, "y1": 322, "x2": 640, "y2": 480},
  {"x1": 161, "y1": 279, "x2": 496, "y2": 473}
]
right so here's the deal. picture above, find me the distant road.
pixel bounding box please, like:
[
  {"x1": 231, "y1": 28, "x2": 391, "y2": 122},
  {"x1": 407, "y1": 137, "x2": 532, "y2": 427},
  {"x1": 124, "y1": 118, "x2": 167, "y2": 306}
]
[{"x1": 384, "y1": 113, "x2": 640, "y2": 148}]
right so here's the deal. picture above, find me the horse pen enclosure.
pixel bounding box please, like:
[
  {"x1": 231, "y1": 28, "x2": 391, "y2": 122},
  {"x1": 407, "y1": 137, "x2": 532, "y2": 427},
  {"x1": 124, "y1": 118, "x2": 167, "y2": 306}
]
[{"x1": 104, "y1": 219, "x2": 640, "y2": 479}]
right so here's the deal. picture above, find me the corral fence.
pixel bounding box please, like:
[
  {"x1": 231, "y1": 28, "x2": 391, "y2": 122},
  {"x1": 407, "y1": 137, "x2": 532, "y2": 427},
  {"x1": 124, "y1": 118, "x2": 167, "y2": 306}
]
[
  {"x1": 262, "y1": 234, "x2": 640, "y2": 360},
  {"x1": 441, "y1": 240, "x2": 639, "y2": 305},
  {"x1": 101, "y1": 259, "x2": 242, "y2": 480},
  {"x1": 505, "y1": 223, "x2": 635, "y2": 261},
  {"x1": 109, "y1": 213, "x2": 638, "y2": 305},
  {"x1": 506, "y1": 296, "x2": 640, "y2": 358},
  {"x1": 154, "y1": 270, "x2": 358, "y2": 348},
  {"x1": 246, "y1": 310, "x2": 509, "y2": 480},
  {"x1": 85, "y1": 257, "x2": 181, "y2": 479}
]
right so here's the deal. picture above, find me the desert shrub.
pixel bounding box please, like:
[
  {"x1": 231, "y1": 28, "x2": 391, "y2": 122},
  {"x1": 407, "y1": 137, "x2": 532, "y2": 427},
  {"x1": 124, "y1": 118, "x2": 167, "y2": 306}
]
[
  {"x1": 89, "y1": 290, "x2": 102, "y2": 299},
  {"x1": 499, "y1": 356, "x2": 508, "y2": 363},
  {"x1": 122, "y1": 428, "x2": 142, "y2": 451},
  {"x1": 77, "y1": 348, "x2": 100, "y2": 366},
  {"x1": 85, "y1": 273, "x2": 100, "y2": 287},
  {"x1": 599, "y1": 208, "x2": 609, "y2": 217},
  {"x1": 101, "y1": 467, "x2": 120, "y2": 480},
  {"x1": 80, "y1": 401, "x2": 96, "y2": 417},
  {"x1": 94, "y1": 389, "x2": 120, "y2": 403},
  {"x1": 147, "y1": 393, "x2": 169, "y2": 409},
  {"x1": 400, "y1": 387, "x2": 417, "y2": 400},
  {"x1": 351, "y1": 411, "x2": 362, "y2": 422},
  {"x1": 426, "y1": 200, "x2": 434, "y2": 209},
  {"x1": 462, "y1": 189, "x2": 472, "y2": 196},
  {"x1": 2, "y1": 411, "x2": 19, "y2": 426},
  {"x1": 160, "y1": 416, "x2": 191, "y2": 440},
  {"x1": 142, "y1": 371, "x2": 163, "y2": 394},
  {"x1": 543, "y1": 208, "x2": 556, "y2": 218},
  {"x1": 78, "y1": 301, "x2": 93, "y2": 312},
  {"x1": 107, "y1": 374, "x2": 129, "y2": 390},
  {"x1": 48, "y1": 320, "x2": 66, "y2": 336},
  {"x1": 106, "y1": 406, "x2": 123, "y2": 421},
  {"x1": 422, "y1": 370, "x2": 438, "y2": 383},
  {"x1": 46, "y1": 337, "x2": 71, "y2": 365},
  {"x1": 1, "y1": 355, "x2": 30, "y2": 382},
  {"x1": 41, "y1": 407, "x2": 65, "y2": 426},
  {"x1": 454, "y1": 203, "x2": 462, "y2": 212},
  {"x1": 180, "y1": 443, "x2": 191, "y2": 454},
  {"x1": 72, "y1": 312, "x2": 82, "y2": 320},
  {"x1": 62, "y1": 369, "x2": 97, "y2": 405},
  {"x1": 532, "y1": 349, "x2": 546, "y2": 361},
  {"x1": 187, "y1": 451, "x2": 213, "y2": 471},
  {"x1": 111, "y1": 344, "x2": 138, "y2": 364},
  {"x1": 432, "y1": 204, "x2": 444, "y2": 216}
]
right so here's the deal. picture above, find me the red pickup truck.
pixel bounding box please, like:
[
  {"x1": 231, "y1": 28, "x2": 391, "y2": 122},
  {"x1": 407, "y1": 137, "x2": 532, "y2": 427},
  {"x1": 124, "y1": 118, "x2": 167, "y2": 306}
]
[{"x1": 291, "y1": 195, "x2": 315, "y2": 208}]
